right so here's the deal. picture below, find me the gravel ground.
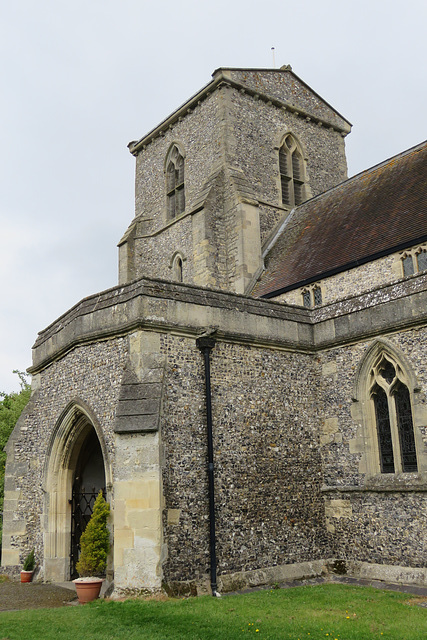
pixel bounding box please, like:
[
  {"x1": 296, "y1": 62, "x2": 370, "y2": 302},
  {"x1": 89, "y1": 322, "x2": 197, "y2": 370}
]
[{"x1": 0, "y1": 581, "x2": 77, "y2": 611}]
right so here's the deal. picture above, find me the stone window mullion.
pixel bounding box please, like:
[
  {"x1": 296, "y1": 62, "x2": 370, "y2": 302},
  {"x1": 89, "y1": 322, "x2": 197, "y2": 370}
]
[{"x1": 387, "y1": 390, "x2": 403, "y2": 474}]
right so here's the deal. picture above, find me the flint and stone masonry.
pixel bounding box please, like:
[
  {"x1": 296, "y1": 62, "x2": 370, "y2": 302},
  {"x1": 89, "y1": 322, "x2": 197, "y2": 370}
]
[
  {"x1": 2, "y1": 67, "x2": 426, "y2": 594},
  {"x1": 3, "y1": 275, "x2": 427, "y2": 593}
]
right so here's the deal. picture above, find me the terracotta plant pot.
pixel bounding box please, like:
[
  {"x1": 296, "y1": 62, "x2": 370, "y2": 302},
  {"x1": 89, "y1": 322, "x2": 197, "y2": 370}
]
[
  {"x1": 73, "y1": 578, "x2": 103, "y2": 604},
  {"x1": 20, "y1": 570, "x2": 33, "y2": 583}
]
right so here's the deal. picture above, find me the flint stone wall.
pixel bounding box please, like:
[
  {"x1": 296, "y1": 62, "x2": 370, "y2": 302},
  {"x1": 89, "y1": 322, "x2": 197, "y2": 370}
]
[
  {"x1": 228, "y1": 88, "x2": 348, "y2": 204},
  {"x1": 226, "y1": 68, "x2": 350, "y2": 131},
  {"x1": 318, "y1": 327, "x2": 427, "y2": 573},
  {"x1": 2, "y1": 338, "x2": 126, "y2": 571},
  {"x1": 2, "y1": 274, "x2": 427, "y2": 589},
  {"x1": 275, "y1": 249, "x2": 408, "y2": 307},
  {"x1": 160, "y1": 335, "x2": 328, "y2": 586}
]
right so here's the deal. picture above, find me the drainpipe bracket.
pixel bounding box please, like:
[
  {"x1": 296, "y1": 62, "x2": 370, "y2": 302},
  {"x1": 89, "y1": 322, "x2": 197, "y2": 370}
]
[{"x1": 196, "y1": 336, "x2": 216, "y2": 351}]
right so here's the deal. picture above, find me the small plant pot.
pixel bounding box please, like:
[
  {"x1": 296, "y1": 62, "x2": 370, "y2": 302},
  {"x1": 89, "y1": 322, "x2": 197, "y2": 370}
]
[
  {"x1": 20, "y1": 570, "x2": 33, "y2": 583},
  {"x1": 73, "y1": 578, "x2": 103, "y2": 604}
]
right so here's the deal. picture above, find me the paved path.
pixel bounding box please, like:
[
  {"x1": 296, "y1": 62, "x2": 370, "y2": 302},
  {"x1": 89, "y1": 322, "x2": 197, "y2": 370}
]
[{"x1": 0, "y1": 581, "x2": 77, "y2": 611}]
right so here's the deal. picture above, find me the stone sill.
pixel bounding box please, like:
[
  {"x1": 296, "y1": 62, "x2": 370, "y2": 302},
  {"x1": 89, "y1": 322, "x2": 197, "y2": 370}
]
[{"x1": 321, "y1": 476, "x2": 427, "y2": 494}]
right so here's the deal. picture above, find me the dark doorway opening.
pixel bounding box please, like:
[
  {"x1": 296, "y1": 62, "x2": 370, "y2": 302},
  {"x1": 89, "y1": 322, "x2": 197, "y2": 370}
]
[{"x1": 70, "y1": 429, "x2": 106, "y2": 579}]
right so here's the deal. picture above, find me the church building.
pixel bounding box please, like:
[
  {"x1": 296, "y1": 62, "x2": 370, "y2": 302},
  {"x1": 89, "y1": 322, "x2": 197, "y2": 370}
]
[{"x1": 2, "y1": 67, "x2": 426, "y2": 596}]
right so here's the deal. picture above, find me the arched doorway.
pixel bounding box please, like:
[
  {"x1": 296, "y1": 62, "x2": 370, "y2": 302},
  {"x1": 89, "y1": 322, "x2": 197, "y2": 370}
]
[
  {"x1": 70, "y1": 429, "x2": 106, "y2": 578},
  {"x1": 43, "y1": 401, "x2": 111, "y2": 582}
]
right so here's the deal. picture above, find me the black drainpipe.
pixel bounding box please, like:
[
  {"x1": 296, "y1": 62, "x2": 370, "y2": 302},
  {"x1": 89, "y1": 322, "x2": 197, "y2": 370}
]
[{"x1": 196, "y1": 335, "x2": 218, "y2": 597}]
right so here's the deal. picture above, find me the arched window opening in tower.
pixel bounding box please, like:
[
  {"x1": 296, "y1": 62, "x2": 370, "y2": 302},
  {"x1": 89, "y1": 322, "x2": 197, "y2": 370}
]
[
  {"x1": 166, "y1": 146, "x2": 185, "y2": 218},
  {"x1": 279, "y1": 134, "x2": 305, "y2": 207}
]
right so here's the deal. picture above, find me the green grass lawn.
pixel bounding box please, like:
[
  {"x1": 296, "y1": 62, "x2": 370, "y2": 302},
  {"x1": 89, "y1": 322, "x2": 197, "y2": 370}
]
[{"x1": 0, "y1": 583, "x2": 425, "y2": 640}]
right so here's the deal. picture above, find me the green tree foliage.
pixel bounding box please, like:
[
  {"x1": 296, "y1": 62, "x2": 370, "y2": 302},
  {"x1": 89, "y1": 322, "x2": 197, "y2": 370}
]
[
  {"x1": 76, "y1": 491, "x2": 110, "y2": 577},
  {"x1": 0, "y1": 371, "x2": 31, "y2": 541}
]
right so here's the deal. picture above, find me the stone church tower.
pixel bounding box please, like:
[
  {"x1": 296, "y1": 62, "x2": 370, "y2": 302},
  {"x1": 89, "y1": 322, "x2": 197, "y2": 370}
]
[{"x1": 119, "y1": 67, "x2": 350, "y2": 293}]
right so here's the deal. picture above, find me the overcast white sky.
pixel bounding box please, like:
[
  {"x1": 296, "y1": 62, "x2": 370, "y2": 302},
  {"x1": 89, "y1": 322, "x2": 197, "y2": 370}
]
[{"x1": 1, "y1": 0, "x2": 426, "y2": 392}]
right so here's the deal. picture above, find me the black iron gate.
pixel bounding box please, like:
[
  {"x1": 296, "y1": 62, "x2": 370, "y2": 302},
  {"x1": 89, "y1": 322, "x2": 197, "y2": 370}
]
[{"x1": 70, "y1": 482, "x2": 105, "y2": 579}]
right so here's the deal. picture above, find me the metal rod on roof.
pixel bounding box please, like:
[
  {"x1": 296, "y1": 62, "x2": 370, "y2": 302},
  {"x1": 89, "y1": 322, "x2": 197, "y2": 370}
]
[{"x1": 271, "y1": 47, "x2": 276, "y2": 68}]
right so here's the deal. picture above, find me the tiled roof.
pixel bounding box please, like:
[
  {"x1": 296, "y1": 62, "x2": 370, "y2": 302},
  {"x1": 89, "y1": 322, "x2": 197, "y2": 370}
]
[{"x1": 252, "y1": 141, "x2": 427, "y2": 298}]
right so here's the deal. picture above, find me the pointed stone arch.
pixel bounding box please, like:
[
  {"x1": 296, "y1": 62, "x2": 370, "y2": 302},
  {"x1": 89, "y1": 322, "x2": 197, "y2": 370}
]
[
  {"x1": 42, "y1": 399, "x2": 112, "y2": 581},
  {"x1": 351, "y1": 339, "x2": 426, "y2": 478},
  {"x1": 164, "y1": 140, "x2": 186, "y2": 171},
  {"x1": 165, "y1": 142, "x2": 186, "y2": 219},
  {"x1": 353, "y1": 338, "x2": 419, "y2": 401},
  {"x1": 169, "y1": 250, "x2": 186, "y2": 282},
  {"x1": 276, "y1": 131, "x2": 311, "y2": 206}
]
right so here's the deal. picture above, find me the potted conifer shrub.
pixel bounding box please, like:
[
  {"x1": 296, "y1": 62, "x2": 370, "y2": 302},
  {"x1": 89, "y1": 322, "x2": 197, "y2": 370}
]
[
  {"x1": 20, "y1": 549, "x2": 36, "y2": 583},
  {"x1": 73, "y1": 491, "x2": 110, "y2": 603}
]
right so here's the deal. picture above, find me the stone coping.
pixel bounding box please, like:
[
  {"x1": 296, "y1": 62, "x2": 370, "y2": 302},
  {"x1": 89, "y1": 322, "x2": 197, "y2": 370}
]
[
  {"x1": 128, "y1": 69, "x2": 350, "y2": 157},
  {"x1": 29, "y1": 276, "x2": 312, "y2": 373},
  {"x1": 28, "y1": 274, "x2": 427, "y2": 375}
]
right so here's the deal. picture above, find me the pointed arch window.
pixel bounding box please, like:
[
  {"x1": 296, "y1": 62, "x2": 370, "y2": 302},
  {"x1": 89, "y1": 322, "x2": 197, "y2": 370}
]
[
  {"x1": 166, "y1": 145, "x2": 185, "y2": 219},
  {"x1": 416, "y1": 247, "x2": 427, "y2": 271},
  {"x1": 302, "y1": 290, "x2": 311, "y2": 308},
  {"x1": 279, "y1": 134, "x2": 305, "y2": 207},
  {"x1": 301, "y1": 284, "x2": 322, "y2": 308},
  {"x1": 401, "y1": 245, "x2": 427, "y2": 276},
  {"x1": 173, "y1": 255, "x2": 183, "y2": 282},
  {"x1": 369, "y1": 354, "x2": 418, "y2": 473},
  {"x1": 170, "y1": 251, "x2": 186, "y2": 283}
]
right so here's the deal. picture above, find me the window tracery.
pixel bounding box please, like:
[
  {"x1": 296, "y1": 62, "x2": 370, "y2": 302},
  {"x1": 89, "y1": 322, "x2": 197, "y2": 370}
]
[
  {"x1": 401, "y1": 246, "x2": 427, "y2": 277},
  {"x1": 301, "y1": 284, "x2": 322, "y2": 308},
  {"x1": 369, "y1": 353, "x2": 418, "y2": 474}
]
